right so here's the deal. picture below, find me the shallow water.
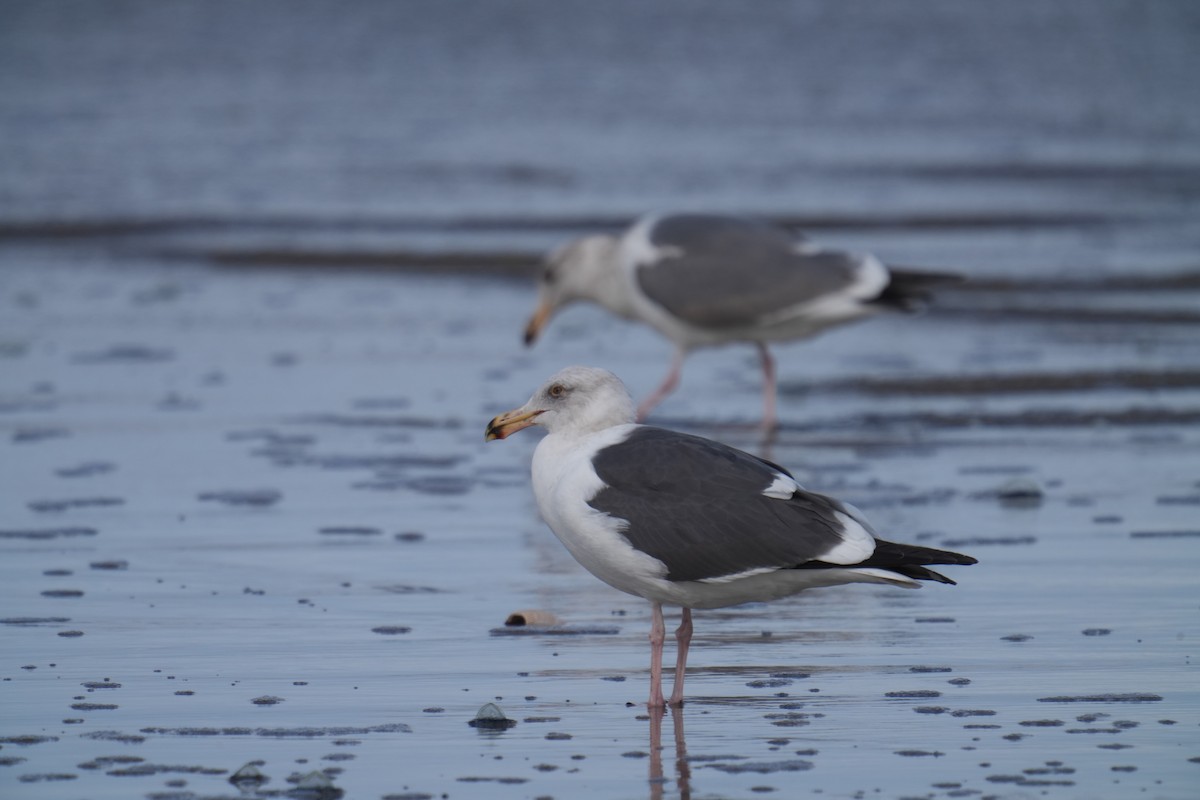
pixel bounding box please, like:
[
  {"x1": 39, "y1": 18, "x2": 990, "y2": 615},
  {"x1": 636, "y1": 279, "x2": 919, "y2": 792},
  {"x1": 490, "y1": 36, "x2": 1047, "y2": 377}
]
[
  {"x1": 3, "y1": 2, "x2": 1199, "y2": 797},
  {"x1": 1, "y1": 245, "x2": 1198, "y2": 799}
]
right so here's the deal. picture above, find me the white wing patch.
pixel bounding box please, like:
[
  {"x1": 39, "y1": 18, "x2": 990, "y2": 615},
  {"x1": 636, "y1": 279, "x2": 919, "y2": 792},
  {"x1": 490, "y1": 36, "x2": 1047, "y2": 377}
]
[
  {"x1": 622, "y1": 214, "x2": 669, "y2": 267},
  {"x1": 816, "y1": 510, "x2": 877, "y2": 565},
  {"x1": 846, "y1": 567, "x2": 921, "y2": 588},
  {"x1": 698, "y1": 565, "x2": 780, "y2": 585},
  {"x1": 847, "y1": 252, "x2": 890, "y2": 302},
  {"x1": 762, "y1": 472, "x2": 800, "y2": 499}
]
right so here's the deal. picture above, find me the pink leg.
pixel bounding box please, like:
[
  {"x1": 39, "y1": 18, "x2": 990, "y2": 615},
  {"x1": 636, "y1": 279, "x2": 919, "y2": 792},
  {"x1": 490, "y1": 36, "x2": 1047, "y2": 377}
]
[
  {"x1": 756, "y1": 342, "x2": 778, "y2": 431},
  {"x1": 648, "y1": 602, "x2": 666, "y2": 709},
  {"x1": 637, "y1": 350, "x2": 686, "y2": 421},
  {"x1": 667, "y1": 608, "x2": 693, "y2": 707}
]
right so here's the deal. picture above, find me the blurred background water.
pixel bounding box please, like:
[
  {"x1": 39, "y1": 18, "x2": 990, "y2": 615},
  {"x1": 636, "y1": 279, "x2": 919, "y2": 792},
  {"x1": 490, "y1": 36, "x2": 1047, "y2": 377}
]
[
  {"x1": 2, "y1": 0, "x2": 1198, "y2": 274},
  {"x1": 2, "y1": 3, "x2": 1199, "y2": 799}
]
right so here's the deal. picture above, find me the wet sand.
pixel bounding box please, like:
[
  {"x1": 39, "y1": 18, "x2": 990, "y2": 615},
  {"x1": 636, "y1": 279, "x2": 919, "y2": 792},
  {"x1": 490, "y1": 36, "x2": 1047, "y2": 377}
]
[
  {"x1": 1, "y1": 239, "x2": 1198, "y2": 800},
  {"x1": 2, "y1": 3, "x2": 1199, "y2": 795}
]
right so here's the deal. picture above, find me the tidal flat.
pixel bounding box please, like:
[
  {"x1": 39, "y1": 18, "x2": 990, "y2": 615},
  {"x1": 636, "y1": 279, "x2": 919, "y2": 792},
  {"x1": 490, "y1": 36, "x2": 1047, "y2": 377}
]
[{"x1": 1, "y1": 240, "x2": 1197, "y2": 799}]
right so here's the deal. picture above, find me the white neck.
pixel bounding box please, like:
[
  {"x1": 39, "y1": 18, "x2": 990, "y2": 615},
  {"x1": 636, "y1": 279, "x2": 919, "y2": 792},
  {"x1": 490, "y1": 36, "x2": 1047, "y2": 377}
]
[{"x1": 568, "y1": 236, "x2": 638, "y2": 320}]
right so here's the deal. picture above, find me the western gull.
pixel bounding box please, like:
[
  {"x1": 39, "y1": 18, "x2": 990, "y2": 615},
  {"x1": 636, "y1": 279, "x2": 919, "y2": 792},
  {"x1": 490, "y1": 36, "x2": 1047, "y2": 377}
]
[
  {"x1": 486, "y1": 366, "x2": 976, "y2": 708},
  {"x1": 522, "y1": 213, "x2": 958, "y2": 428}
]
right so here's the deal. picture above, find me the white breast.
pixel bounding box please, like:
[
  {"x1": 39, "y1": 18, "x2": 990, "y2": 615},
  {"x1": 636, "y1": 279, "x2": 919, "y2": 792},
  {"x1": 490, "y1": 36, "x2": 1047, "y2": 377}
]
[{"x1": 531, "y1": 425, "x2": 672, "y2": 600}]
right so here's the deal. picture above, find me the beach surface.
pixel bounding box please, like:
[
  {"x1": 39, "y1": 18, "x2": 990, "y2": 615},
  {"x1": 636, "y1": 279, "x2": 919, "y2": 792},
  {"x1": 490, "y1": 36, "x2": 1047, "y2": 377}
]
[{"x1": 2, "y1": 2, "x2": 1199, "y2": 798}]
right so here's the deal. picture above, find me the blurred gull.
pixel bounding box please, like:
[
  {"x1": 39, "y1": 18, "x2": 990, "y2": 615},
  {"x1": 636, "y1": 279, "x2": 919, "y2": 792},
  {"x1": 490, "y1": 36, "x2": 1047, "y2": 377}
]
[
  {"x1": 523, "y1": 213, "x2": 958, "y2": 428},
  {"x1": 486, "y1": 366, "x2": 976, "y2": 708}
]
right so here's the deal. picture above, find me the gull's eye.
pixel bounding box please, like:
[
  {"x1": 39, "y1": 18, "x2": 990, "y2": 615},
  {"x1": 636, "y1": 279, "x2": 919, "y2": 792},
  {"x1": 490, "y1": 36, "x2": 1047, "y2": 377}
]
[{"x1": 548, "y1": 383, "x2": 567, "y2": 398}]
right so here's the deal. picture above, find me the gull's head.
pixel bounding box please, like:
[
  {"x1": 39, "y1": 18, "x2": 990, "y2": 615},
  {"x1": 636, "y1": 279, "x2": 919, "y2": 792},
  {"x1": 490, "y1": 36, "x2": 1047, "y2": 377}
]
[
  {"x1": 486, "y1": 366, "x2": 636, "y2": 441},
  {"x1": 523, "y1": 235, "x2": 619, "y2": 346}
]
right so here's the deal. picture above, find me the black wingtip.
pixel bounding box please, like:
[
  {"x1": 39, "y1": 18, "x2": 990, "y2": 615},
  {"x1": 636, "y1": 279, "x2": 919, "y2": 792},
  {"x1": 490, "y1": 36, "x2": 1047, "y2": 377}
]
[
  {"x1": 874, "y1": 266, "x2": 965, "y2": 312},
  {"x1": 845, "y1": 539, "x2": 978, "y2": 584}
]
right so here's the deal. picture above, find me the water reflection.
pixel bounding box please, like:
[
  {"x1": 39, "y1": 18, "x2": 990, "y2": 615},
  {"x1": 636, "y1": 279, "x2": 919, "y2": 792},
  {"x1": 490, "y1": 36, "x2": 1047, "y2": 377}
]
[{"x1": 648, "y1": 707, "x2": 691, "y2": 800}]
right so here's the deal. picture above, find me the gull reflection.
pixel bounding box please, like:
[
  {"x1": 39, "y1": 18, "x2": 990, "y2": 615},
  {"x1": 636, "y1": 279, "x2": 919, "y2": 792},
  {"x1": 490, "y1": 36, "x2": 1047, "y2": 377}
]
[{"x1": 648, "y1": 707, "x2": 691, "y2": 800}]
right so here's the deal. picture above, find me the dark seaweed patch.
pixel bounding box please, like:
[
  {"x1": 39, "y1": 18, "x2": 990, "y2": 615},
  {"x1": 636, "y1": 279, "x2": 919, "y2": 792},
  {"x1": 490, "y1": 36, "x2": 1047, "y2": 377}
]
[
  {"x1": 107, "y1": 763, "x2": 226, "y2": 777},
  {"x1": 141, "y1": 724, "x2": 410, "y2": 737},
  {"x1": 0, "y1": 527, "x2": 96, "y2": 540},
  {"x1": 456, "y1": 776, "x2": 528, "y2": 784},
  {"x1": 701, "y1": 759, "x2": 813, "y2": 774},
  {"x1": 56, "y1": 461, "x2": 116, "y2": 478},
  {"x1": 319, "y1": 526, "x2": 381, "y2": 536},
  {"x1": 489, "y1": 625, "x2": 619, "y2": 636},
  {"x1": 1157, "y1": 495, "x2": 1200, "y2": 505},
  {"x1": 13, "y1": 427, "x2": 70, "y2": 444},
  {"x1": 941, "y1": 535, "x2": 1036, "y2": 547},
  {"x1": 0, "y1": 735, "x2": 59, "y2": 745},
  {"x1": 72, "y1": 344, "x2": 173, "y2": 363},
  {"x1": 1038, "y1": 693, "x2": 1162, "y2": 703},
  {"x1": 377, "y1": 585, "x2": 443, "y2": 595},
  {"x1": 987, "y1": 773, "x2": 1075, "y2": 787},
  {"x1": 958, "y1": 465, "x2": 1034, "y2": 476},
  {"x1": 286, "y1": 452, "x2": 463, "y2": 471},
  {"x1": 197, "y1": 489, "x2": 282, "y2": 506},
  {"x1": 82, "y1": 730, "x2": 145, "y2": 743},
  {"x1": 18, "y1": 773, "x2": 78, "y2": 783}
]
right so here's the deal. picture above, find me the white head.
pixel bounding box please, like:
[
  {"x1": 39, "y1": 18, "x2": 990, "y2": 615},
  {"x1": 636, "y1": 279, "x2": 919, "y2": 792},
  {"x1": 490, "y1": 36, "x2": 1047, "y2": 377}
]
[
  {"x1": 485, "y1": 366, "x2": 636, "y2": 440},
  {"x1": 523, "y1": 235, "x2": 621, "y2": 345}
]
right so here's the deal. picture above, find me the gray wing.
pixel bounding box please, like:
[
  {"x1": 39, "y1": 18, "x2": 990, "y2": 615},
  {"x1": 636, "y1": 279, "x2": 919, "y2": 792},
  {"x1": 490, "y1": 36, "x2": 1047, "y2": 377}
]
[
  {"x1": 635, "y1": 214, "x2": 870, "y2": 328},
  {"x1": 587, "y1": 427, "x2": 858, "y2": 582}
]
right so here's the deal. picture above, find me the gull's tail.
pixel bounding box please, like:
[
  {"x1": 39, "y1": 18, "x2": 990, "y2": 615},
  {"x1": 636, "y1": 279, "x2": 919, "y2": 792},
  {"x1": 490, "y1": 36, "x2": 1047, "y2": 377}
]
[
  {"x1": 852, "y1": 539, "x2": 978, "y2": 585},
  {"x1": 875, "y1": 267, "x2": 964, "y2": 312}
]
